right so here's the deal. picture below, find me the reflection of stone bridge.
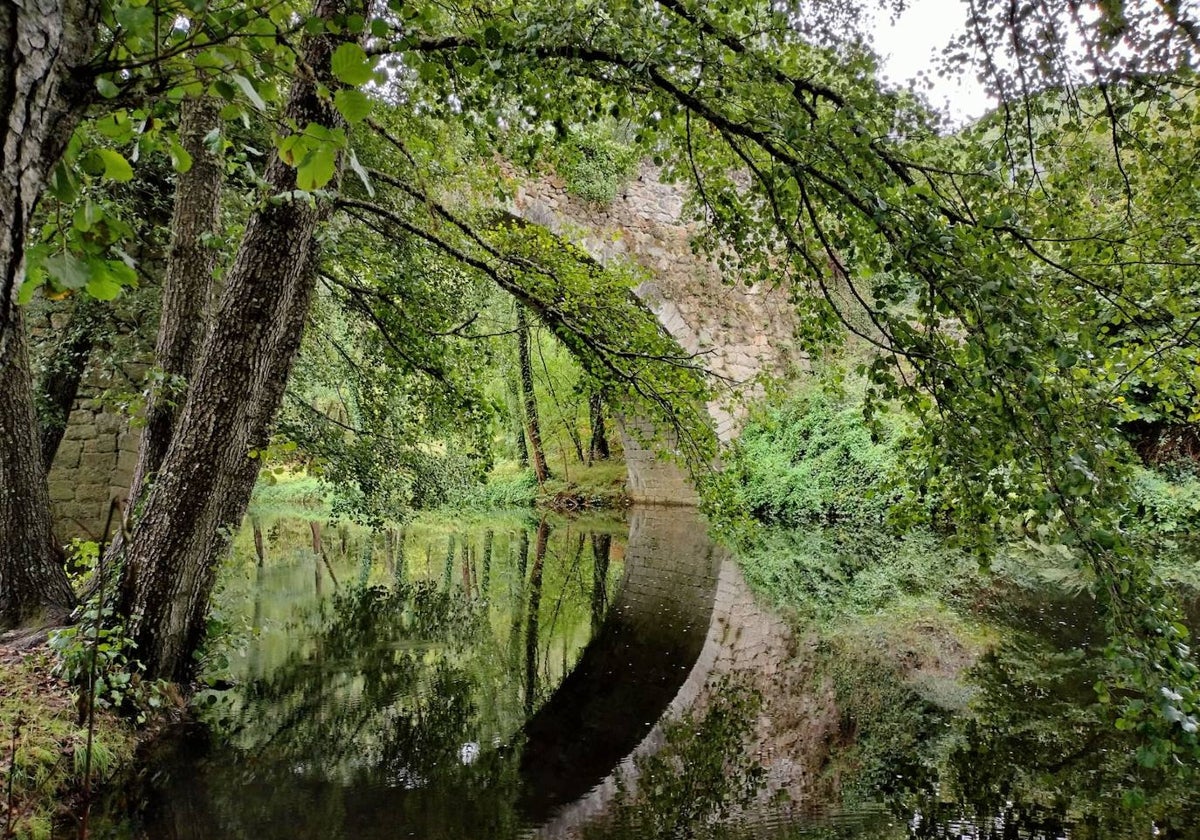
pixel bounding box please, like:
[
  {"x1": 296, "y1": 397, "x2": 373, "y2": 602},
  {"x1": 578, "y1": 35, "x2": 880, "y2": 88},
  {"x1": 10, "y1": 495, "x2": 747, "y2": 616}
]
[
  {"x1": 518, "y1": 505, "x2": 796, "y2": 835},
  {"x1": 512, "y1": 166, "x2": 804, "y2": 504}
]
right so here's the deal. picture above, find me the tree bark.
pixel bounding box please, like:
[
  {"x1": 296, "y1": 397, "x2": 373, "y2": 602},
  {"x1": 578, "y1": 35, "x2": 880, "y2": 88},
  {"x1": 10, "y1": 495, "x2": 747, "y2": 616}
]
[
  {"x1": 0, "y1": 310, "x2": 76, "y2": 625},
  {"x1": 127, "y1": 96, "x2": 224, "y2": 500},
  {"x1": 587, "y1": 392, "x2": 609, "y2": 464},
  {"x1": 517, "y1": 305, "x2": 550, "y2": 483},
  {"x1": 0, "y1": 0, "x2": 100, "y2": 627},
  {"x1": 114, "y1": 0, "x2": 359, "y2": 682},
  {"x1": 36, "y1": 295, "x2": 103, "y2": 469}
]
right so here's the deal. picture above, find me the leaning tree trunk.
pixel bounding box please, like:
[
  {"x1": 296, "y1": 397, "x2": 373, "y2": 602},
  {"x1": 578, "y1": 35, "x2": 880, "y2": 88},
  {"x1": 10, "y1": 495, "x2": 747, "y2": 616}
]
[
  {"x1": 0, "y1": 0, "x2": 100, "y2": 627},
  {"x1": 127, "y1": 95, "x2": 225, "y2": 501},
  {"x1": 517, "y1": 305, "x2": 550, "y2": 483},
  {"x1": 115, "y1": 0, "x2": 359, "y2": 682}
]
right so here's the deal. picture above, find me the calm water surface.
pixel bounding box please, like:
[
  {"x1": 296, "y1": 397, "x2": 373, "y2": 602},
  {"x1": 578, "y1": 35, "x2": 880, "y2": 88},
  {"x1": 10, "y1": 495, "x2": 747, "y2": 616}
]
[{"x1": 82, "y1": 510, "x2": 1200, "y2": 839}]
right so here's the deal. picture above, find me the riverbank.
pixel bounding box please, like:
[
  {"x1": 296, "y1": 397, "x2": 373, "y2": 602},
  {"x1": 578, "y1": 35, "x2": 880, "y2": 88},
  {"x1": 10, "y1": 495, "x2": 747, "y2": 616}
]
[{"x1": 0, "y1": 641, "x2": 136, "y2": 840}]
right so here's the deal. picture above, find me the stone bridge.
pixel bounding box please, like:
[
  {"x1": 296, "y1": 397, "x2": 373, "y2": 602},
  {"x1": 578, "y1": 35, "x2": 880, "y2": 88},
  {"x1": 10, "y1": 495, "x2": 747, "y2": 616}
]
[
  {"x1": 512, "y1": 165, "x2": 804, "y2": 504},
  {"x1": 37, "y1": 164, "x2": 802, "y2": 537}
]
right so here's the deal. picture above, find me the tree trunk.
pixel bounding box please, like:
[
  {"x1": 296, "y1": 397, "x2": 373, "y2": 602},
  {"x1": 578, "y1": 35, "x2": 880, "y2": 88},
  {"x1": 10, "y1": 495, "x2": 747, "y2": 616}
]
[
  {"x1": 588, "y1": 392, "x2": 610, "y2": 464},
  {"x1": 517, "y1": 305, "x2": 550, "y2": 483},
  {"x1": 509, "y1": 371, "x2": 529, "y2": 468},
  {"x1": 0, "y1": 0, "x2": 99, "y2": 626},
  {"x1": 114, "y1": 0, "x2": 359, "y2": 682},
  {"x1": 36, "y1": 295, "x2": 103, "y2": 469},
  {"x1": 127, "y1": 96, "x2": 224, "y2": 500},
  {"x1": 0, "y1": 310, "x2": 75, "y2": 625}
]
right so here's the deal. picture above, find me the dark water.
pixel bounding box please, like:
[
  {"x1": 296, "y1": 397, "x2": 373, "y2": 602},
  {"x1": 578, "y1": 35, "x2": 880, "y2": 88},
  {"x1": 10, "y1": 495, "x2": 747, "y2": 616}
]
[{"x1": 82, "y1": 512, "x2": 1200, "y2": 840}]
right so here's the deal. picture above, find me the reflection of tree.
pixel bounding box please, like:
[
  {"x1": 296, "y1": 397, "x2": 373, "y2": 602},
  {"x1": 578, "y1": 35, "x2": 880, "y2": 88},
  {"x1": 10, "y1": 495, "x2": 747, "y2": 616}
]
[
  {"x1": 107, "y1": 519, "x2": 633, "y2": 839},
  {"x1": 525, "y1": 518, "x2": 550, "y2": 717},
  {"x1": 867, "y1": 590, "x2": 1200, "y2": 838},
  {"x1": 591, "y1": 533, "x2": 611, "y2": 638}
]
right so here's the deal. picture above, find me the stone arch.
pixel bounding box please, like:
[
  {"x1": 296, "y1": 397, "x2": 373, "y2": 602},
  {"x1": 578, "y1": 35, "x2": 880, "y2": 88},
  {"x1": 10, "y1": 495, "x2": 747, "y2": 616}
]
[{"x1": 510, "y1": 163, "x2": 804, "y2": 504}]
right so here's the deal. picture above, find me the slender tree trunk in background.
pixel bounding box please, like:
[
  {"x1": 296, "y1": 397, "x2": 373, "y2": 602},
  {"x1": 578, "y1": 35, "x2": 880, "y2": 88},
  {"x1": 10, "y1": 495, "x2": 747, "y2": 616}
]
[
  {"x1": 114, "y1": 0, "x2": 360, "y2": 682},
  {"x1": 588, "y1": 393, "x2": 610, "y2": 465},
  {"x1": 0, "y1": 0, "x2": 99, "y2": 628},
  {"x1": 127, "y1": 96, "x2": 225, "y2": 503},
  {"x1": 509, "y1": 372, "x2": 529, "y2": 468},
  {"x1": 517, "y1": 305, "x2": 550, "y2": 483},
  {"x1": 36, "y1": 296, "x2": 103, "y2": 469},
  {"x1": 524, "y1": 518, "x2": 549, "y2": 717},
  {"x1": 0, "y1": 311, "x2": 76, "y2": 625}
]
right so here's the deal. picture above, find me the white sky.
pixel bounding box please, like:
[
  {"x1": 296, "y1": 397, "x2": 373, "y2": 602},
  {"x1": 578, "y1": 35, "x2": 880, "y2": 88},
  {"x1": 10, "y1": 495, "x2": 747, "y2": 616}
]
[{"x1": 870, "y1": 0, "x2": 995, "y2": 124}]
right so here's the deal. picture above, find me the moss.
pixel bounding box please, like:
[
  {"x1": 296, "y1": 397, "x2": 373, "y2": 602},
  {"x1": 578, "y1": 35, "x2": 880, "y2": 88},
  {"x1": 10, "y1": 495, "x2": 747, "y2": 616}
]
[{"x1": 0, "y1": 645, "x2": 136, "y2": 839}]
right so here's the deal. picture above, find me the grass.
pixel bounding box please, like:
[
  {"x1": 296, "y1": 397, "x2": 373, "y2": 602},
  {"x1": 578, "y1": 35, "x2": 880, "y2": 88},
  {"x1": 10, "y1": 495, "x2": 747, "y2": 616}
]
[
  {"x1": 0, "y1": 644, "x2": 135, "y2": 839},
  {"x1": 247, "y1": 471, "x2": 331, "y2": 519}
]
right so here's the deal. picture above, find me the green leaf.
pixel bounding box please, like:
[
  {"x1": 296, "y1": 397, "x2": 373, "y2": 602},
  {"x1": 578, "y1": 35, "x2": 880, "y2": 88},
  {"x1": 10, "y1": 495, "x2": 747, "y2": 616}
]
[
  {"x1": 330, "y1": 43, "x2": 374, "y2": 86},
  {"x1": 85, "y1": 266, "x2": 124, "y2": 301},
  {"x1": 44, "y1": 252, "x2": 92, "y2": 290},
  {"x1": 231, "y1": 74, "x2": 267, "y2": 112},
  {"x1": 94, "y1": 148, "x2": 134, "y2": 182},
  {"x1": 296, "y1": 146, "x2": 337, "y2": 190},
  {"x1": 333, "y1": 88, "x2": 372, "y2": 124},
  {"x1": 169, "y1": 139, "x2": 194, "y2": 173},
  {"x1": 95, "y1": 77, "x2": 121, "y2": 100},
  {"x1": 347, "y1": 149, "x2": 374, "y2": 197}
]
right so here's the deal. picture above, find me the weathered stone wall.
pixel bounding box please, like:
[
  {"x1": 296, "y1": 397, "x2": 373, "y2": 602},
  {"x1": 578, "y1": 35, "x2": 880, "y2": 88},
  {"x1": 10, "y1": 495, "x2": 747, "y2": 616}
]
[
  {"x1": 511, "y1": 164, "x2": 804, "y2": 504},
  {"x1": 27, "y1": 306, "x2": 145, "y2": 541}
]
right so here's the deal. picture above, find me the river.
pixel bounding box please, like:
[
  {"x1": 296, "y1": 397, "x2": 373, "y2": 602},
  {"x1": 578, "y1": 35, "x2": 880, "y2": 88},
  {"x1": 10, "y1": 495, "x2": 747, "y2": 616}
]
[{"x1": 82, "y1": 507, "x2": 1200, "y2": 839}]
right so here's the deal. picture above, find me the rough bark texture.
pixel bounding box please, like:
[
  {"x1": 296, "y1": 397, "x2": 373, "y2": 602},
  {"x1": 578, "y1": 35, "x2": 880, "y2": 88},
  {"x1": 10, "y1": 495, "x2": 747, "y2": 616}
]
[
  {"x1": 0, "y1": 311, "x2": 76, "y2": 625},
  {"x1": 36, "y1": 295, "x2": 102, "y2": 468},
  {"x1": 517, "y1": 305, "x2": 550, "y2": 483},
  {"x1": 0, "y1": 0, "x2": 99, "y2": 626},
  {"x1": 115, "y1": 0, "x2": 357, "y2": 682},
  {"x1": 128, "y1": 96, "x2": 225, "y2": 500}
]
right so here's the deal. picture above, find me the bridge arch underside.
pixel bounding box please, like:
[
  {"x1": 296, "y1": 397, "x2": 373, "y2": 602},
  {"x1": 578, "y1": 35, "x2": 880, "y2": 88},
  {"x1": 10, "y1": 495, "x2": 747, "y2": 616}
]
[{"x1": 509, "y1": 163, "x2": 804, "y2": 507}]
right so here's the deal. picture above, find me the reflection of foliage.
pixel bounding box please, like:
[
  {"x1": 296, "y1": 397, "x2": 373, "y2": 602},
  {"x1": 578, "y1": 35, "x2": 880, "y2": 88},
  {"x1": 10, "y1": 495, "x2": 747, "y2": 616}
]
[
  {"x1": 825, "y1": 583, "x2": 1200, "y2": 837},
  {"x1": 819, "y1": 632, "x2": 952, "y2": 806},
  {"x1": 591, "y1": 678, "x2": 766, "y2": 839},
  {"x1": 912, "y1": 635, "x2": 1200, "y2": 837},
  {"x1": 739, "y1": 527, "x2": 977, "y2": 623},
  {"x1": 205, "y1": 581, "x2": 490, "y2": 771}
]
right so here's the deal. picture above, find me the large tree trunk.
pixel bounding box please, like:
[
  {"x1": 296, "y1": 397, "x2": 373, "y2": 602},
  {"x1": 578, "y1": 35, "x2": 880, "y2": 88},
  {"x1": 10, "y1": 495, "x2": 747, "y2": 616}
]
[
  {"x1": 36, "y1": 296, "x2": 103, "y2": 469},
  {"x1": 0, "y1": 0, "x2": 100, "y2": 627},
  {"x1": 115, "y1": 0, "x2": 357, "y2": 682},
  {"x1": 0, "y1": 310, "x2": 76, "y2": 625},
  {"x1": 517, "y1": 305, "x2": 550, "y2": 483},
  {"x1": 127, "y1": 96, "x2": 225, "y2": 500}
]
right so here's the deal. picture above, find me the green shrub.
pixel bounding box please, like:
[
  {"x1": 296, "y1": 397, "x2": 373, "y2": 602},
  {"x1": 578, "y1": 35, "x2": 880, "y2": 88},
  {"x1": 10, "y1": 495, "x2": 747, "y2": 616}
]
[
  {"x1": 556, "y1": 128, "x2": 639, "y2": 204},
  {"x1": 1127, "y1": 466, "x2": 1200, "y2": 535},
  {"x1": 730, "y1": 384, "x2": 910, "y2": 525}
]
